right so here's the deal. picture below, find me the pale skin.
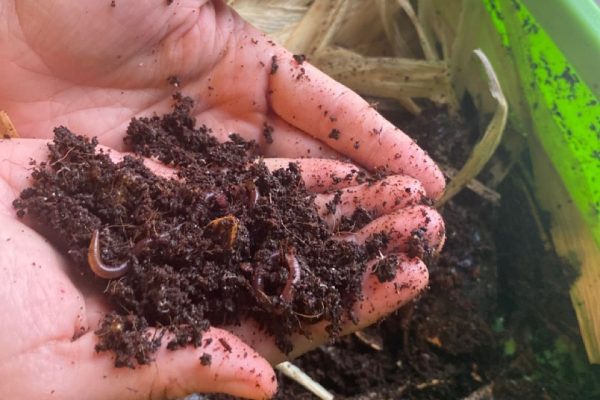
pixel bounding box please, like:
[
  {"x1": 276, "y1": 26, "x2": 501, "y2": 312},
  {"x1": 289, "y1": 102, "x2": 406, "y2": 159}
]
[{"x1": 0, "y1": 1, "x2": 445, "y2": 399}]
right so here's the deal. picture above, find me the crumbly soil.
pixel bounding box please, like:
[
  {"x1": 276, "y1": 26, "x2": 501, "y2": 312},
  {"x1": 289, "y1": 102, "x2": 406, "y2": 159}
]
[
  {"x1": 13, "y1": 95, "x2": 404, "y2": 367},
  {"x1": 209, "y1": 103, "x2": 600, "y2": 399}
]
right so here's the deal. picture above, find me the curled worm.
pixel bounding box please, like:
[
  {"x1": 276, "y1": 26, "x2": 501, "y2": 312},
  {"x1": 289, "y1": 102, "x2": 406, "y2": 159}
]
[
  {"x1": 88, "y1": 230, "x2": 130, "y2": 279},
  {"x1": 281, "y1": 248, "x2": 301, "y2": 303}
]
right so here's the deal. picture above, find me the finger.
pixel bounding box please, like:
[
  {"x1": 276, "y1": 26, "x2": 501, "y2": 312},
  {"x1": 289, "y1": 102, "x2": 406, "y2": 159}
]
[
  {"x1": 0, "y1": 213, "x2": 275, "y2": 399},
  {"x1": 268, "y1": 50, "x2": 446, "y2": 200},
  {"x1": 313, "y1": 175, "x2": 427, "y2": 230},
  {"x1": 0, "y1": 214, "x2": 90, "y2": 356},
  {"x1": 0, "y1": 169, "x2": 21, "y2": 216},
  {"x1": 261, "y1": 114, "x2": 341, "y2": 159},
  {"x1": 262, "y1": 157, "x2": 365, "y2": 193},
  {"x1": 0, "y1": 328, "x2": 276, "y2": 400},
  {"x1": 228, "y1": 254, "x2": 428, "y2": 364},
  {"x1": 190, "y1": 106, "x2": 343, "y2": 158},
  {"x1": 345, "y1": 205, "x2": 445, "y2": 255},
  {"x1": 0, "y1": 139, "x2": 48, "y2": 212}
]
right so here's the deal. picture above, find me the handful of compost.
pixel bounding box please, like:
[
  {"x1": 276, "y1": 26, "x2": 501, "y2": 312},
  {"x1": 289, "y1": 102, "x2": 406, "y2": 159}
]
[{"x1": 13, "y1": 97, "x2": 443, "y2": 368}]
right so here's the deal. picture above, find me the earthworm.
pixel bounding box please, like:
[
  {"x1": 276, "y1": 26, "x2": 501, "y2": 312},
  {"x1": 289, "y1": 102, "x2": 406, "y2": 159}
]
[
  {"x1": 88, "y1": 230, "x2": 130, "y2": 279},
  {"x1": 132, "y1": 237, "x2": 154, "y2": 255},
  {"x1": 240, "y1": 270, "x2": 276, "y2": 313},
  {"x1": 205, "y1": 192, "x2": 229, "y2": 209},
  {"x1": 252, "y1": 268, "x2": 265, "y2": 292},
  {"x1": 131, "y1": 224, "x2": 183, "y2": 255},
  {"x1": 281, "y1": 248, "x2": 301, "y2": 303},
  {"x1": 250, "y1": 248, "x2": 300, "y2": 304},
  {"x1": 243, "y1": 180, "x2": 260, "y2": 208}
]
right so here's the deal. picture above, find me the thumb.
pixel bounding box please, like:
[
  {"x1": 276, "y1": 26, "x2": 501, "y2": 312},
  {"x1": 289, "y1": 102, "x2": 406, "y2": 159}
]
[{"x1": 3, "y1": 327, "x2": 277, "y2": 400}]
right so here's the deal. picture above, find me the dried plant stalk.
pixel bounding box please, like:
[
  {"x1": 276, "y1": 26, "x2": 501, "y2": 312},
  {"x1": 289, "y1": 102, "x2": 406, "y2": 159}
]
[
  {"x1": 312, "y1": 46, "x2": 452, "y2": 105},
  {"x1": 0, "y1": 111, "x2": 19, "y2": 138},
  {"x1": 276, "y1": 361, "x2": 335, "y2": 400},
  {"x1": 438, "y1": 49, "x2": 508, "y2": 206},
  {"x1": 441, "y1": 165, "x2": 501, "y2": 204},
  {"x1": 283, "y1": 0, "x2": 348, "y2": 54},
  {"x1": 231, "y1": 0, "x2": 459, "y2": 113},
  {"x1": 231, "y1": 1, "x2": 505, "y2": 200},
  {"x1": 396, "y1": 0, "x2": 439, "y2": 60},
  {"x1": 377, "y1": 0, "x2": 423, "y2": 58},
  {"x1": 418, "y1": 0, "x2": 463, "y2": 61},
  {"x1": 332, "y1": 1, "x2": 391, "y2": 56}
]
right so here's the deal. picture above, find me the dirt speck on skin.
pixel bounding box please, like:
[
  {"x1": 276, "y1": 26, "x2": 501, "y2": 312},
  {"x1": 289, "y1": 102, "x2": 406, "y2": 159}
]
[
  {"x1": 270, "y1": 55, "x2": 279, "y2": 74},
  {"x1": 200, "y1": 353, "x2": 212, "y2": 366},
  {"x1": 12, "y1": 95, "x2": 414, "y2": 367},
  {"x1": 219, "y1": 338, "x2": 232, "y2": 353},
  {"x1": 293, "y1": 54, "x2": 306, "y2": 65},
  {"x1": 263, "y1": 122, "x2": 274, "y2": 144},
  {"x1": 167, "y1": 75, "x2": 181, "y2": 87}
]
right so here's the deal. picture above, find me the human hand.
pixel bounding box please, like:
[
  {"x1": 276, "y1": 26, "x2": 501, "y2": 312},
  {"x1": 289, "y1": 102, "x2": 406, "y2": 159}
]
[
  {"x1": 0, "y1": 0, "x2": 444, "y2": 198},
  {"x1": 0, "y1": 140, "x2": 280, "y2": 399},
  {"x1": 0, "y1": 1, "x2": 445, "y2": 399},
  {"x1": 0, "y1": 136, "x2": 443, "y2": 399}
]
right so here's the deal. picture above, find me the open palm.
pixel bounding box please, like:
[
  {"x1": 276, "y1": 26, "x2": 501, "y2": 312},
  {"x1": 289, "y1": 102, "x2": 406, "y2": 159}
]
[{"x1": 0, "y1": 1, "x2": 445, "y2": 399}]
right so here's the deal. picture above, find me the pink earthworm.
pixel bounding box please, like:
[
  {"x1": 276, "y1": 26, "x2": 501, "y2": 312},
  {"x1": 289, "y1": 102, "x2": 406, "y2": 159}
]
[{"x1": 88, "y1": 230, "x2": 130, "y2": 279}]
